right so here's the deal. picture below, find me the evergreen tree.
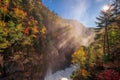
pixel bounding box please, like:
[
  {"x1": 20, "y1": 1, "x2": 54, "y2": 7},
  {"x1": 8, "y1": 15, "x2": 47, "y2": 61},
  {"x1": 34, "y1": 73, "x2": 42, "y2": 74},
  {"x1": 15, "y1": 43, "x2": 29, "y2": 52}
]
[
  {"x1": 96, "y1": 4, "x2": 113, "y2": 54},
  {"x1": 96, "y1": 0, "x2": 120, "y2": 53}
]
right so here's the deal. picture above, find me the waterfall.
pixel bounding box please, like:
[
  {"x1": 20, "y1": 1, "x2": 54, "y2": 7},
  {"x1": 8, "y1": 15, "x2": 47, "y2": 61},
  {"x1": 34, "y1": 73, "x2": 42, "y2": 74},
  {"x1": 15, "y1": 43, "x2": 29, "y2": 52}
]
[{"x1": 44, "y1": 64, "x2": 79, "y2": 80}]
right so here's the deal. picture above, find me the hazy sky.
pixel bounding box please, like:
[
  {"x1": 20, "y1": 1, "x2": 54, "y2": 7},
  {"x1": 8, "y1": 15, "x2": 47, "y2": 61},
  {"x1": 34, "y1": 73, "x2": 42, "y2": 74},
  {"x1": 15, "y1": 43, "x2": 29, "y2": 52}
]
[{"x1": 42, "y1": 0, "x2": 111, "y2": 27}]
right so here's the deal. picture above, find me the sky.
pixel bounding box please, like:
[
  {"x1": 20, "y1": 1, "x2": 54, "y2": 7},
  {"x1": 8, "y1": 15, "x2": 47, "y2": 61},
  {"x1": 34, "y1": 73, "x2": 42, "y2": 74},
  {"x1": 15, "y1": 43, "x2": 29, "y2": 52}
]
[{"x1": 42, "y1": 0, "x2": 111, "y2": 27}]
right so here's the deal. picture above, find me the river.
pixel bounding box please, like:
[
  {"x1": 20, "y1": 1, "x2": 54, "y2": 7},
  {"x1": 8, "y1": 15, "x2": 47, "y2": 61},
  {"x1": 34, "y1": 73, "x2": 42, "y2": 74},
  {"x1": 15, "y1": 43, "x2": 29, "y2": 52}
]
[{"x1": 44, "y1": 64, "x2": 79, "y2": 80}]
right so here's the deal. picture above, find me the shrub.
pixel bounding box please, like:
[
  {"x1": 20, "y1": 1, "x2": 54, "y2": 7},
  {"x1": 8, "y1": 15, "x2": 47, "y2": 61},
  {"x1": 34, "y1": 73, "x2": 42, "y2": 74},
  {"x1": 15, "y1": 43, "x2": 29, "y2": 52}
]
[{"x1": 97, "y1": 69, "x2": 120, "y2": 80}]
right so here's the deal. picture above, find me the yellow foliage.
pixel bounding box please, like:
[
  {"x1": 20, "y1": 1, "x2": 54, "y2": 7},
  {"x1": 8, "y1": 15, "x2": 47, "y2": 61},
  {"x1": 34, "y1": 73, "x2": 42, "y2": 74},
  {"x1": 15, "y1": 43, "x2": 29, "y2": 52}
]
[
  {"x1": 0, "y1": 0, "x2": 9, "y2": 6},
  {"x1": 40, "y1": 26, "x2": 46, "y2": 35},
  {"x1": 13, "y1": 8, "x2": 27, "y2": 19},
  {"x1": 79, "y1": 69, "x2": 89, "y2": 78},
  {"x1": 0, "y1": 41, "x2": 9, "y2": 49},
  {"x1": 16, "y1": 24, "x2": 23, "y2": 31},
  {"x1": 27, "y1": 17, "x2": 38, "y2": 26},
  {"x1": 72, "y1": 47, "x2": 86, "y2": 67},
  {"x1": 0, "y1": 21, "x2": 6, "y2": 27},
  {"x1": 0, "y1": 6, "x2": 8, "y2": 13},
  {"x1": 22, "y1": 38, "x2": 31, "y2": 45},
  {"x1": 32, "y1": 26, "x2": 39, "y2": 33}
]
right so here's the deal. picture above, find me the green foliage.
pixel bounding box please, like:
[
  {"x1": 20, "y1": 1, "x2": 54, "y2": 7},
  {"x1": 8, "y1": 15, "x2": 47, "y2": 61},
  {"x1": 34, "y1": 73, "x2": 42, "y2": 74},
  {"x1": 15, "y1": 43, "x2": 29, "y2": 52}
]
[
  {"x1": 0, "y1": 0, "x2": 41, "y2": 52},
  {"x1": 72, "y1": 1, "x2": 120, "y2": 80},
  {"x1": 108, "y1": 26, "x2": 120, "y2": 51},
  {"x1": 71, "y1": 69, "x2": 90, "y2": 80},
  {"x1": 0, "y1": 0, "x2": 51, "y2": 79},
  {"x1": 102, "y1": 54, "x2": 113, "y2": 63},
  {"x1": 0, "y1": 27, "x2": 8, "y2": 52}
]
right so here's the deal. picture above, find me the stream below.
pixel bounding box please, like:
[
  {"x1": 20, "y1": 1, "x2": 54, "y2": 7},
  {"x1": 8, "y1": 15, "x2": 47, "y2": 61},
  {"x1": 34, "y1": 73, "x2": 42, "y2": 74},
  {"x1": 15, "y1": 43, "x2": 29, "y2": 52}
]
[{"x1": 44, "y1": 64, "x2": 79, "y2": 80}]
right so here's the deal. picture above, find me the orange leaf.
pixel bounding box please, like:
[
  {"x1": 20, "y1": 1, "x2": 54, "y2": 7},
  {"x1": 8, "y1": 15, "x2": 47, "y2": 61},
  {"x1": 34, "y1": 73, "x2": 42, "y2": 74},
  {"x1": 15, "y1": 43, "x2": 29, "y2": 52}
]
[
  {"x1": 23, "y1": 27, "x2": 29, "y2": 35},
  {"x1": 32, "y1": 26, "x2": 39, "y2": 33}
]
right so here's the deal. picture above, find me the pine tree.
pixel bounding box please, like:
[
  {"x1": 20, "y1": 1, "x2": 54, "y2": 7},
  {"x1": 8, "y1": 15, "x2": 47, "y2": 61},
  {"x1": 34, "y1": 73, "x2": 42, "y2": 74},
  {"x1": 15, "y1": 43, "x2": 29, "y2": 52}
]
[
  {"x1": 96, "y1": 4, "x2": 113, "y2": 54},
  {"x1": 112, "y1": 0, "x2": 120, "y2": 15}
]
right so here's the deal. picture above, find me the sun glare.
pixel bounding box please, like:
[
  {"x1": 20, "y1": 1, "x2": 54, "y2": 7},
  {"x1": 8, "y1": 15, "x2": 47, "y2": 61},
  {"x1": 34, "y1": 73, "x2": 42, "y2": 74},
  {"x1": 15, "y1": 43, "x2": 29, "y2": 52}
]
[
  {"x1": 102, "y1": 4, "x2": 111, "y2": 12},
  {"x1": 61, "y1": 77, "x2": 68, "y2": 80}
]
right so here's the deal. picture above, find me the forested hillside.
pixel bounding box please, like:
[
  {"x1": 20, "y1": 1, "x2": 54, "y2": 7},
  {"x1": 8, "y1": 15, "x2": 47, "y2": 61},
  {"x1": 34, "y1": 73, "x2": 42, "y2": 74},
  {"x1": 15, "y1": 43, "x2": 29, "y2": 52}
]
[
  {"x1": 0, "y1": 0, "x2": 49, "y2": 79},
  {"x1": 71, "y1": 0, "x2": 120, "y2": 80},
  {"x1": 0, "y1": 0, "x2": 94, "y2": 80}
]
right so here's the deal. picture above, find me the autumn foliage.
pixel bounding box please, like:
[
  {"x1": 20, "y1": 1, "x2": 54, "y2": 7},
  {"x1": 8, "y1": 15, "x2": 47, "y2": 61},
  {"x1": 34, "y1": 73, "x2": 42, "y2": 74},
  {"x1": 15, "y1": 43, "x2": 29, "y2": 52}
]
[
  {"x1": 71, "y1": 0, "x2": 120, "y2": 80},
  {"x1": 97, "y1": 69, "x2": 120, "y2": 80},
  {"x1": 0, "y1": 0, "x2": 47, "y2": 79}
]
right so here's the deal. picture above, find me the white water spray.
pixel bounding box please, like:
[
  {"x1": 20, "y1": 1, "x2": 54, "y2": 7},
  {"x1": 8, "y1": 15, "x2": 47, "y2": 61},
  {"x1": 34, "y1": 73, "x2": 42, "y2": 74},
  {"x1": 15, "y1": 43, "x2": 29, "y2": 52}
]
[{"x1": 44, "y1": 65, "x2": 79, "y2": 80}]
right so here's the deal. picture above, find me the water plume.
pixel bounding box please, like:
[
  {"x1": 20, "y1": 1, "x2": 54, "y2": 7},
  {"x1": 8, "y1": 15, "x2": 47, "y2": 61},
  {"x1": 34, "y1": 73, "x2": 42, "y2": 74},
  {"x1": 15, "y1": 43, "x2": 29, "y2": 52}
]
[{"x1": 44, "y1": 65, "x2": 79, "y2": 80}]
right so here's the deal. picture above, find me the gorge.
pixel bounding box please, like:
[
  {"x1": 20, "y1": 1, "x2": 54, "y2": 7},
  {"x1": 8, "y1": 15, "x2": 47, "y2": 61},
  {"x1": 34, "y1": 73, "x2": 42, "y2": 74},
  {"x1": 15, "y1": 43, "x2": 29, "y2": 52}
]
[
  {"x1": 44, "y1": 19, "x2": 95, "y2": 80},
  {"x1": 1, "y1": 0, "x2": 120, "y2": 80}
]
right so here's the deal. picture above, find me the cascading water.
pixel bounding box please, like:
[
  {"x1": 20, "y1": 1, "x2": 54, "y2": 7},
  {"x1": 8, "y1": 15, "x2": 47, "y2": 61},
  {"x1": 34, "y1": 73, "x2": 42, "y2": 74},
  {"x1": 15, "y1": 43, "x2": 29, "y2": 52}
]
[{"x1": 44, "y1": 64, "x2": 79, "y2": 80}]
